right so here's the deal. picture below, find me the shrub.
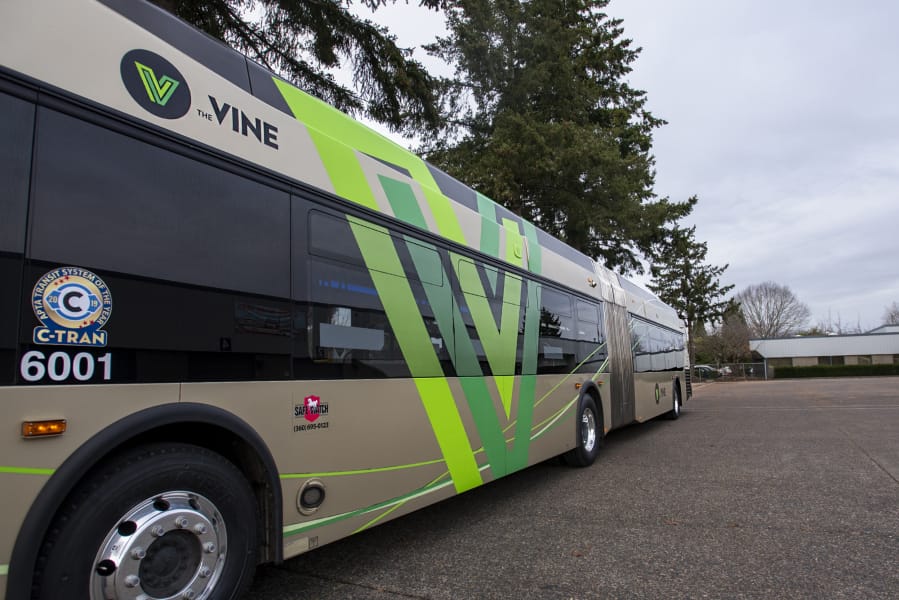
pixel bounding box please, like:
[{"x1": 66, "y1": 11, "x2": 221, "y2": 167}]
[{"x1": 773, "y1": 364, "x2": 899, "y2": 378}]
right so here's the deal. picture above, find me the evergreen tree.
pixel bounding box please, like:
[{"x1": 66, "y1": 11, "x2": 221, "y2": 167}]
[
  {"x1": 424, "y1": 0, "x2": 692, "y2": 272},
  {"x1": 698, "y1": 302, "x2": 751, "y2": 364},
  {"x1": 150, "y1": 0, "x2": 443, "y2": 135},
  {"x1": 648, "y1": 224, "x2": 733, "y2": 364}
]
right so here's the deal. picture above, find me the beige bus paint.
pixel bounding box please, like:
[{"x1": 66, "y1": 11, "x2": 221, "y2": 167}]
[
  {"x1": 1, "y1": 0, "x2": 335, "y2": 197},
  {"x1": 0, "y1": 383, "x2": 179, "y2": 589},
  {"x1": 178, "y1": 371, "x2": 581, "y2": 561},
  {"x1": 0, "y1": 372, "x2": 595, "y2": 577},
  {"x1": 0, "y1": 476, "x2": 45, "y2": 597},
  {"x1": 273, "y1": 375, "x2": 584, "y2": 560},
  {"x1": 179, "y1": 379, "x2": 444, "y2": 498},
  {"x1": 632, "y1": 373, "x2": 679, "y2": 423}
]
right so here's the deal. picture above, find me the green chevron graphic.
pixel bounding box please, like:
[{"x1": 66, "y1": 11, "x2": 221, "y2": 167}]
[{"x1": 134, "y1": 61, "x2": 180, "y2": 106}]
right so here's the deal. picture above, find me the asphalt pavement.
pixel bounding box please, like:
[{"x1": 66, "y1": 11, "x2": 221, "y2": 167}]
[{"x1": 249, "y1": 377, "x2": 899, "y2": 599}]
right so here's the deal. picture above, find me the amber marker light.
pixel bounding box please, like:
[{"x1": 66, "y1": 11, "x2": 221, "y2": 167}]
[
  {"x1": 574, "y1": 383, "x2": 582, "y2": 389},
  {"x1": 22, "y1": 420, "x2": 67, "y2": 438}
]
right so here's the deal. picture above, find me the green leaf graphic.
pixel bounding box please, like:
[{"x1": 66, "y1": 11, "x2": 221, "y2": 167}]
[{"x1": 134, "y1": 61, "x2": 180, "y2": 106}]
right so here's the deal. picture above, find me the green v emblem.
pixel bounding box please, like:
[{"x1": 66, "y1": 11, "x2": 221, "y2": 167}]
[{"x1": 134, "y1": 61, "x2": 180, "y2": 106}]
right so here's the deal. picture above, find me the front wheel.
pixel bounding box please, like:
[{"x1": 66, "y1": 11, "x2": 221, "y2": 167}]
[
  {"x1": 33, "y1": 443, "x2": 259, "y2": 600},
  {"x1": 564, "y1": 395, "x2": 602, "y2": 467}
]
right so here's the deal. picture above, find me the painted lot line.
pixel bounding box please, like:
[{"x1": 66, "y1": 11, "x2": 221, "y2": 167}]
[{"x1": 251, "y1": 378, "x2": 899, "y2": 599}]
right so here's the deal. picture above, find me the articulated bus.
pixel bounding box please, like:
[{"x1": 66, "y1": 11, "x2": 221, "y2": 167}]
[{"x1": 0, "y1": 1, "x2": 690, "y2": 598}]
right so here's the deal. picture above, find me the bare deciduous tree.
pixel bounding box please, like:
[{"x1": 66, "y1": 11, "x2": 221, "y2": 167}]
[
  {"x1": 737, "y1": 282, "x2": 811, "y2": 338},
  {"x1": 884, "y1": 302, "x2": 899, "y2": 325},
  {"x1": 815, "y1": 311, "x2": 863, "y2": 335}
]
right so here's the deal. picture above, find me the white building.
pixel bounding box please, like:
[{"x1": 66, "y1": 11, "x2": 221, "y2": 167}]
[{"x1": 750, "y1": 326, "x2": 899, "y2": 376}]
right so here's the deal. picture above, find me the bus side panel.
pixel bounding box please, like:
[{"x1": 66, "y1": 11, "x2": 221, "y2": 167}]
[
  {"x1": 633, "y1": 373, "x2": 676, "y2": 422},
  {"x1": 631, "y1": 317, "x2": 686, "y2": 421},
  {"x1": 0, "y1": 385, "x2": 180, "y2": 596}
]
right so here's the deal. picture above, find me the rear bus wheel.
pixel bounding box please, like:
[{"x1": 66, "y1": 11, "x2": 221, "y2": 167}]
[
  {"x1": 667, "y1": 384, "x2": 682, "y2": 420},
  {"x1": 33, "y1": 443, "x2": 258, "y2": 600}
]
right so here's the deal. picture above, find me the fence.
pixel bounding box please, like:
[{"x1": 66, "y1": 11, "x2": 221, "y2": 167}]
[{"x1": 692, "y1": 362, "x2": 767, "y2": 383}]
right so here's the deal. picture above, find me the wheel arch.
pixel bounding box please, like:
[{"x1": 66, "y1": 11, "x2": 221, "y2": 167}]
[
  {"x1": 7, "y1": 402, "x2": 283, "y2": 599},
  {"x1": 578, "y1": 381, "x2": 606, "y2": 435}
]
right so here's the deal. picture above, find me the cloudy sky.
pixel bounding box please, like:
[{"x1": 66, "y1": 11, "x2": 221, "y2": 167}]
[{"x1": 362, "y1": 0, "x2": 899, "y2": 331}]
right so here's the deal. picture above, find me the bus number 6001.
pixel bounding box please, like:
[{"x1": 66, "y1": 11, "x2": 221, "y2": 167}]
[{"x1": 20, "y1": 350, "x2": 112, "y2": 383}]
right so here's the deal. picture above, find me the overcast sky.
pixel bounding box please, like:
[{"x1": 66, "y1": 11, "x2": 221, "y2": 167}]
[{"x1": 361, "y1": 0, "x2": 899, "y2": 331}]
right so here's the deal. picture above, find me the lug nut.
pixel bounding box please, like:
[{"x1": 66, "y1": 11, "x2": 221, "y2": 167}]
[
  {"x1": 193, "y1": 523, "x2": 208, "y2": 535},
  {"x1": 174, "y1": 516, "x2": 189, "y2": 529},
  {"x1": 198, "y1": 566, "x2": 211, "y2": 578},
  {"x1": 182, "y1": 589, "x2": 196, "y2": 599},
  {"x1": 130, "y1": 547, "x2": 146, "y2": 560},
  {"x1": 124, "y1": 575, "x2": 140, "y2": 588},
  {"x1": 203, "y1": 542, "x2": 216, "y2": 554},
  {"x1": 151, "y1": 525, "x2": 165, "y2": 537}
]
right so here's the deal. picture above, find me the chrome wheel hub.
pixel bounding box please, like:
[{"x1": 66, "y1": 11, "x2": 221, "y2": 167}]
[
  {"x1": 581, "y1": 407, "x2": 597, "y2": 452},
  {"x1": 91, "y1": 491, "x2": 227, "y2": 600}
]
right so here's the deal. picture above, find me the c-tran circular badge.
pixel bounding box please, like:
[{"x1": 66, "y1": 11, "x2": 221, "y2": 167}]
[{"x1": 32, "y1": 267, "x2": 113, "y2": 347}]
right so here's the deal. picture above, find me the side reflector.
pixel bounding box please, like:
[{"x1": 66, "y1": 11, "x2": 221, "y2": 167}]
[
  {"x1": 574, "y1": 383, "x2": 582, "y2": 390},
  {"x1": 297, "y1": 479, "x2": 326, "y2": 515},
  {"x1": 22, "y1": 420, "x2": 67, "y2": 438}
]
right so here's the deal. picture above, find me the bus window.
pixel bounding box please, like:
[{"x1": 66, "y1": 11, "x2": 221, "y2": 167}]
[
  {"x1": 0, "y1": 89, "x2": 34, "y2": 384},
  {"x1": 538, "y1": 287, "x2": 576, "y2": 374},
  {"x1": 632, "y1": 320, "x2": 651, "y2": 373},
  {"x1": 310, "y1": 210, "x2": 443, "y2": 287},
  {"x1": 25, "y1": 108, "x2": 293, "y2": 383},
  {"x1": 575, "y1": 300, "x2": 606, "y2": 372},
  {"x1": 29, "y1": 108, "x2": 290, "y2": 297},
  {"x1": 0, "y1": 90, "x2": 32, "y2": 253}
]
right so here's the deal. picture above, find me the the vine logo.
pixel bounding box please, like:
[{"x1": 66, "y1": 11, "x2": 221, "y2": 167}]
[
  {"x1": 135, "y1": 61, "x2": 180, "y2": 106},
  {"x1": 121, "y1": 49, "x2": 191, "y2": 119}
]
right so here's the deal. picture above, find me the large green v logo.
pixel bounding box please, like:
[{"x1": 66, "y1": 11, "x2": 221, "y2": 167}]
[{"x1": 134, "y1": 61, "x2": 180, "y2": 106}]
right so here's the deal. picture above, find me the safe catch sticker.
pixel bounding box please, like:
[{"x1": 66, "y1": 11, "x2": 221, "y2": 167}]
[{"x1": 32, "y1": 267, "x2": 112, "y2": 347}]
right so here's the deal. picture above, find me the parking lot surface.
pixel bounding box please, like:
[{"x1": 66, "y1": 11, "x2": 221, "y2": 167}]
[{"x1": 250, "y1": 378, "x2": 899, "y2": 599}]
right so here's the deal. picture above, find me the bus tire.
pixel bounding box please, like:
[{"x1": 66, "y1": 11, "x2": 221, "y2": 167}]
[
  {"x1": 666, "y1": 384, "x2": 682, "y2": 420},
  {"x1": 563, "y1": 394, "x2": 602, "y2": 467},
  {"x1": 32, "y1": 443, "x2": 258, "y2": 600}
]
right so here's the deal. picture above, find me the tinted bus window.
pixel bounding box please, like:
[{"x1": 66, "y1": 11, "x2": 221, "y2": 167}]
[
  {"x1": 0, "y1": 90, "x2": 34, "y2": 384},
  {"x1": 0, "y1": 90, "x2": 32, "y2": 253},
  {"x1": 30, "y1": 108, "x2": 290, "y2": 297},
  {"x1": 303, "y1": 212, "x2": 445, "y2": 379},
  {"x1": 538, "y1": 287, "x2": 577, "y2": 374},
  {"x1": 575, "y1": 300, "x2": 607, "y2": 372},
  {"x1": 21, "y1": 108, "x2": 293, "y2": 384}
]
